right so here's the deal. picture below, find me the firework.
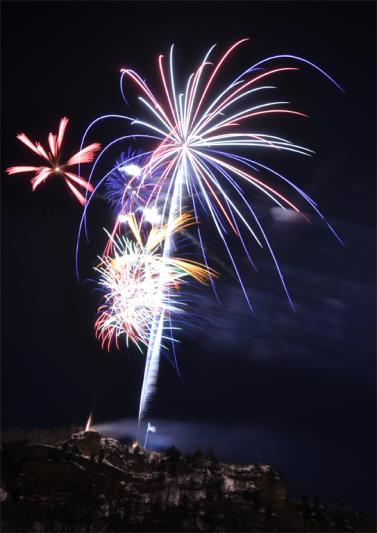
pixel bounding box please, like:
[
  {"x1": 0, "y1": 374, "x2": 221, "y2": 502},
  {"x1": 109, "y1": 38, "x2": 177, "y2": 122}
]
[
  {"x1": 106, "y1": 149, "x2": 157, "y2": 216},
  {"x1": 80, "y1": 39, "x2": 342, "y2": 306},
  {"x1": 77, "y1": 39, "x2": 342, "y2": 430},
  {"x1": 6, "y1": 117, "x2": 100, "y2": 205},
  {"x1": 94, "y1": 212, "x2": 217, "y2": 352},
  {"x1": 117, "y1": 40, "x2": 344, "y2": 305},
  {"x1": 102, "y1": 148, "x2": 161, "y2": 257}
]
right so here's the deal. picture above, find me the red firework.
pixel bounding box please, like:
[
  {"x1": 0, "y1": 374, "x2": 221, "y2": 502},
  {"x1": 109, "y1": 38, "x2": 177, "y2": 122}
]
[{"x1": 6, "y1": 117, "x2": 100, "y2": 205}]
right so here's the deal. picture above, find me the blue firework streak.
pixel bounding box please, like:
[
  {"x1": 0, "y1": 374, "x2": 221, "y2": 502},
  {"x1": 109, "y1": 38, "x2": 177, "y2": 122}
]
[{"x1": 106, "y1": 149, "x2": 156, "y2": 215}]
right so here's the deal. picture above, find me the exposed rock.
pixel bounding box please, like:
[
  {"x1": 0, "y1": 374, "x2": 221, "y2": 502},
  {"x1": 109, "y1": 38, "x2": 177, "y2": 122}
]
[
  {"x1": 100, "y1": 437, "x2": 125, "y2": 467},
  {"x1": 1, "y1": 432, "x2": 375, "y2": 532},
  {"x1": 65, "y1": 430, "x2": 102, "y2": 458}
]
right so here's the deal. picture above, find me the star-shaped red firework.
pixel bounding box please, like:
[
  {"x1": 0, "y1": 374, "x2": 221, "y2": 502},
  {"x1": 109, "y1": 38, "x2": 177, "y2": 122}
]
[{"x1": 6, "y1": 117, "x2": 100, "y2": 205}]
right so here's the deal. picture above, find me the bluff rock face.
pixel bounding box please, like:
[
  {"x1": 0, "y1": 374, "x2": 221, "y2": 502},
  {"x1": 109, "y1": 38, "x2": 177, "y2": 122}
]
[{"x1": 1, "y1": 431, "x2": 374, "y2": 532}]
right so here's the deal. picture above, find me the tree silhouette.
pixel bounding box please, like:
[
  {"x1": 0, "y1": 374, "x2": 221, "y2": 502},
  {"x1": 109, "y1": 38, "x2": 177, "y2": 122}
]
[{"x1": 165, "y1": 446, "x2": 181, "y2": 462}]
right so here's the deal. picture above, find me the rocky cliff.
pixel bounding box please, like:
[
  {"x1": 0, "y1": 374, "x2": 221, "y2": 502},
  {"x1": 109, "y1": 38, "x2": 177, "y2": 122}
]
[{"x1": 1, "y1": 431, "x2": 374, "y2": 532}]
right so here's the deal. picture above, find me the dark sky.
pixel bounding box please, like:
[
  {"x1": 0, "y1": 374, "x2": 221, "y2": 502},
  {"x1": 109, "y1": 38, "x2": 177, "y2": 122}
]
[{"x1": 2, "y1": 1, "x2": 376, "y2": 514}]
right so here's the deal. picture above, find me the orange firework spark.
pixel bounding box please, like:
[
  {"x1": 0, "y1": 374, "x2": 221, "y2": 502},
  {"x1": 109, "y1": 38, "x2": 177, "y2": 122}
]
[{"x1": 6, "y1": 117, "x2": 100, "y2": 205}]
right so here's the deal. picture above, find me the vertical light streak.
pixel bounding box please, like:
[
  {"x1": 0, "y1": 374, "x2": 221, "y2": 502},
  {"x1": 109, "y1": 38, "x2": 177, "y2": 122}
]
[{"x1": 137, "y1": 163, "x2": 183, "y2": 437}]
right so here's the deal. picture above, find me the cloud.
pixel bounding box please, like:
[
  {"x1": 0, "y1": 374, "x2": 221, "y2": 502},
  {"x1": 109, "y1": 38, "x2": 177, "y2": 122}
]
[
  {"x1": 199, "y1": 216, "x2": 375, "y2": 383},
  {"x1": 270, "y1": 207, "x2": 303, "y2": 223}
]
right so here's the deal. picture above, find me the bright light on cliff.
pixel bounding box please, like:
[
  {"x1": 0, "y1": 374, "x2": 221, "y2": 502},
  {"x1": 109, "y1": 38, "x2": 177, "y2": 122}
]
[{"x1": 85, "y1": 412, "x2": 93, "y2": 432}]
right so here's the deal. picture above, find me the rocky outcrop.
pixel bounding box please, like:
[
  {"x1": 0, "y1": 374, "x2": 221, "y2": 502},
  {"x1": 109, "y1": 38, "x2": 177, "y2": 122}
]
[
  {"x1": 67, "y1": 430, "x2": 102, "y2": 458},
  {"x1": 1, "y1": 431, "x2": 374, "y2": 532}
]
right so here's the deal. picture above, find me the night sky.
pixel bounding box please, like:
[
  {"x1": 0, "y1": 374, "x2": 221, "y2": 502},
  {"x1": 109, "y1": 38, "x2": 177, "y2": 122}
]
[{"x1": 2, "y1": 1, "x2": 376, "y2": 514}]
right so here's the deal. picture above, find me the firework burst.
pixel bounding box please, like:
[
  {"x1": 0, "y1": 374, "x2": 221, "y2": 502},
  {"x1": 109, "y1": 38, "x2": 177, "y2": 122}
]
[
  {"x1": 94, "y1": 212, "x2": 217, "y2": 352},
  {"x1": 80, "y1": 39, "x2": 342, "y2": 307},
  {"x1": 6, "y1": 117, "x2": 100, "y2": 205},
  {"x1": 106, "y1": 149, "x2": 157, "y2": 216},
  {"x1": 116, "y1": 39, "x2": 343, "y2": 307}
]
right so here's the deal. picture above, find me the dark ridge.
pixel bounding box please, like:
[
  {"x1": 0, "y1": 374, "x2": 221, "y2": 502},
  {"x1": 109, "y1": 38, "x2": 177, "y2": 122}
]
[{"x1": 1, "y1": 429, "x2": 375, "y2": 532}]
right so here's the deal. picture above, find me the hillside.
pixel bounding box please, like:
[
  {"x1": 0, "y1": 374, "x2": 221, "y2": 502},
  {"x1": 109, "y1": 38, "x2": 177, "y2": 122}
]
[{"x1": 1, "y1": 430, "x2": 375, "y2": 532}]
